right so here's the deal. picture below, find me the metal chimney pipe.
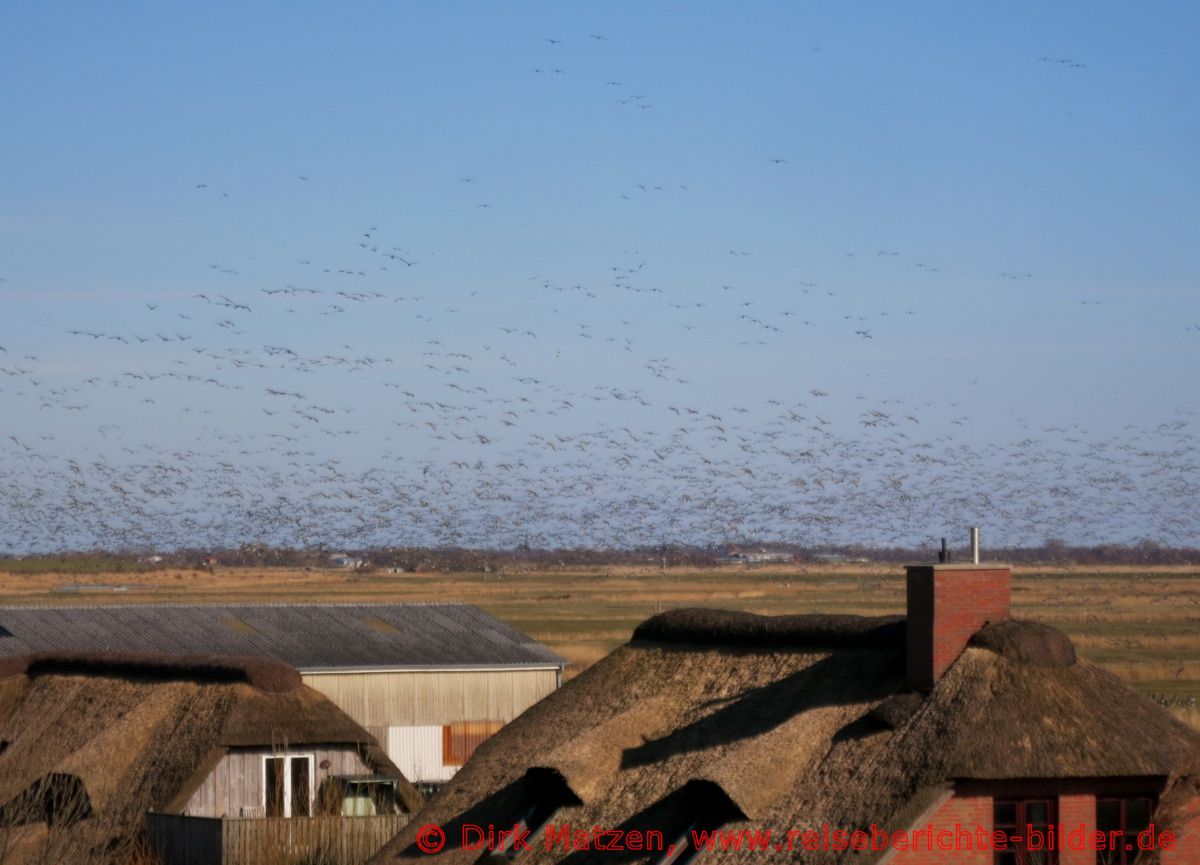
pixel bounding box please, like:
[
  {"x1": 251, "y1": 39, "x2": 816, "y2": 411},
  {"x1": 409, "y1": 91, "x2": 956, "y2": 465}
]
[
  {"x1": 970, "y1": 527, "x2": 980, "y2": 564},
  {"x1": 938, "y1": 537, "x2": 948, "y2": 563}
]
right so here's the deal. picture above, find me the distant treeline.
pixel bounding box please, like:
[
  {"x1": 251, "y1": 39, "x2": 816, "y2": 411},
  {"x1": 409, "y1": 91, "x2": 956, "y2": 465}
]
[{"x1": 0, "y1": 539, "x2": 1196, "y2": 572}]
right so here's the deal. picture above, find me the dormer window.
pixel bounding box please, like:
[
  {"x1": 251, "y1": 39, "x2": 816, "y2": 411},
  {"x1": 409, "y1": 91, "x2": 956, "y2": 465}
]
[
  {"x1": 486, "y1": 768, "x2": 581, "y2": 860},
  {"x1": 656, "y1": 781, "x2": 746, "y2": 865}
]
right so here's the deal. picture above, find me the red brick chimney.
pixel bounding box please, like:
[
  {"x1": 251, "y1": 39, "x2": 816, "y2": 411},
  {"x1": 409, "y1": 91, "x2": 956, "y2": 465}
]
[{"x1": 906, "y1": 563, "x2": 1011, "y2": 692}]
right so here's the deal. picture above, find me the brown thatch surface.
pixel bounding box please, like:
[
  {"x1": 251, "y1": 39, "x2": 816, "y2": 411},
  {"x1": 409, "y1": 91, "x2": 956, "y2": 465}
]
[
  {"x1": 968, "y1": 619, "x2": 1077, "y2": 667},
  {"x1": 374, "y1": 612, "x2": 1200, "y2": 865},
  {"x1": 865, "y1": 691, "x2": 924, "y2": 729},
  {"x1": 220, "y1": 680, "x2": 375, "y2": 746},
  {"x1": 0, "y1": 656, "x2": 415, "y2": 864},
  {"x1": 1127, "y1": 746, "x2": 1200, "y2": 865},
  {"x1": 0, "y1": 650, "x2": 303, "y2": 693}
]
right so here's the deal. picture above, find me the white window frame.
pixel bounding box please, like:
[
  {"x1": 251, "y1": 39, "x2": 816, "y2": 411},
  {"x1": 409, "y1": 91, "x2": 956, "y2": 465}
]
[{"x1": 261, "y1": 753, "x2": 315, "y2": 818}]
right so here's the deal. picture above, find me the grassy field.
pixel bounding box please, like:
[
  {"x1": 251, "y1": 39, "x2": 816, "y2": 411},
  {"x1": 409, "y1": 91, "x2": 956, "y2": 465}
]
[{"x1": 1, "y1": 561, "x2": 1197, "y2": 728}]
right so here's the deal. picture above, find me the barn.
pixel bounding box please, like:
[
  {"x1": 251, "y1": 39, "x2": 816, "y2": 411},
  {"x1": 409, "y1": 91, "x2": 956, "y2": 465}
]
[
  {"x1": 0, "y1": 602, "x2": 564, "y2": 792},
  {"x1": 370, "y1": 564, "x2": 1200, "y2": 865}
]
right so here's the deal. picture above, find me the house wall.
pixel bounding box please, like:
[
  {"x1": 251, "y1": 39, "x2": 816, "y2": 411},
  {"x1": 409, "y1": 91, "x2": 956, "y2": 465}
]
[
  {"x1": 885, "y1": 792, "x2": 991, "y2": 865},
  {"x1": 886, "y1": 783, "x2": 1178, "y2": 864},
  {"x1": 182, "y1": 745, "x2": 372, "y2": 818},
  {"x1": 1056, "y1": 792, "x2": 1094, "y2": 865},
  {"x1": 301, "y1": 667, "x2": 559, "y2": 784}
]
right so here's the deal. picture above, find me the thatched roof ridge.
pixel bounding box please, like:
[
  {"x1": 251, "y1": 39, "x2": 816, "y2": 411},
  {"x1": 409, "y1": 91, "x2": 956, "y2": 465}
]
[
  {"x1": 0, "y1": 650, "x2": 302, "y2": 693},
  {"x1": 374, "y1": 610, "x2": 1200, "y2": 865},
  {"x1": 220, "y1": 679, "x2": 381, "y2": 745},
  {"x1": 0, "y1": 667, "x2": 416, "y2": 863},
  {"x1": 632, "y1": 608, "x2": 905, "y2": 648},
  {"x1": 866, "y1": 691, "x2": 924, "y2": 729},
  {"x1": 968, "y1": 620, "x2": 1077, "y2": 667}
]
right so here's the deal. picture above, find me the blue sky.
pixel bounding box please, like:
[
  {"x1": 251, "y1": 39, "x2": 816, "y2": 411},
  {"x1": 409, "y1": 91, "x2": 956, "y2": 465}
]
[{"x1": 1, "y1": 2, "x2": 1198, "y2": 551}]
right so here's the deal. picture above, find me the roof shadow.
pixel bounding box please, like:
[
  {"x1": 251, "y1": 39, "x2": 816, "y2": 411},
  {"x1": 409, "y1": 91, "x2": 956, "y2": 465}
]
[
  {"x1": 395, "y1": 769, "x2": 579, "y2": 859},
  {"x1": 621, "y1": 648, "x2": 902, "y2": 768},
  {"x1": 554, "y1": 780, "x2": 744, "y2": 865}
]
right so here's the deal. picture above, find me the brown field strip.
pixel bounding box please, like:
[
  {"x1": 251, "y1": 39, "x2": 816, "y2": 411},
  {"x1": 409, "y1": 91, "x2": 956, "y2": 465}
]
[{"x1": 0, "y1": 562, "x2": 1196, "y2": 727}]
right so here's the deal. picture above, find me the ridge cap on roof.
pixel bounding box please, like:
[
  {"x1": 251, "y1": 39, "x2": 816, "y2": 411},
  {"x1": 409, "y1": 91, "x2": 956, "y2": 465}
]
[
  {"x1": 0, "y1": 650, "x2": 303, "y2": 692},
  {"x1": 632, "y1": 607, "x2": 906, "y2": 649},
  {"x1": 0, "y1": 600, "x2": 479, "y2": 611}
]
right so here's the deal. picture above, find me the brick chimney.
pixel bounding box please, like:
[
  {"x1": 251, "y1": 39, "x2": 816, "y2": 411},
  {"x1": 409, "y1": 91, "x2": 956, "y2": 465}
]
[{"x1": 906, "y1": 563, "x2": 1011, "y2": 692}]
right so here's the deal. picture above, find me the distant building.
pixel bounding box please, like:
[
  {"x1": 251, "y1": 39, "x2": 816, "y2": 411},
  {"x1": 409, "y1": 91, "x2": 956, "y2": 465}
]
[
  {"x1": 0, "y1": 602, "x2": 564, "y2": 791},
  {"x1": 716, "y1": 547, "x2": 794, "y2": 565},
  {"x1": 328, "y1": 553, "x2": 365, "y2": 568},
  {"x1": 812, "y1": 552, "x2": 871, "y2": 563},
  {"x1": 0, "y1": 652, "x2": 416, "y2": 865}
]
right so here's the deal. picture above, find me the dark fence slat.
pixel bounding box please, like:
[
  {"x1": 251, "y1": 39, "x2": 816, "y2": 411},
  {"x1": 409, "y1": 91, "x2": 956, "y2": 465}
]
[{"x1": 147, "y1": 812, "x2": 410, "y2": 865}]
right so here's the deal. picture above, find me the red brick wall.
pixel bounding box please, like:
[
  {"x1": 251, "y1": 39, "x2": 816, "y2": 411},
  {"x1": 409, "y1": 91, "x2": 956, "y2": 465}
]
[
  {"x1": 885, "y1": 786, "x2": 1197, "y2": 864},
  {"x1": 1057, "y1": 792, "x2": 1094, "y2": 865},
  {"x1": 887, "y1": 792, "x2": 991, "y2": 864},
  {"x1": 906, "y1": 565, "x2": 1011, "y2": 691}
]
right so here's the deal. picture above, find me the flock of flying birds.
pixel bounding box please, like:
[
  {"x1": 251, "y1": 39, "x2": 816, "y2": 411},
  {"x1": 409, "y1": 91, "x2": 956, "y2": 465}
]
[{"x1": 1, "y1": 35, "x2": 1196, "y2": 555}]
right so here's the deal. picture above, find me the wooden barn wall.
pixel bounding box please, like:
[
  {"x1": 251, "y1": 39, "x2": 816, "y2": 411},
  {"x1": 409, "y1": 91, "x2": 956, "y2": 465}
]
[
  {"x1": 183, "y1": 746, "x2": 371, "y2": 818},
  {"x1": 301, "y1": 668, "x2": 559, "y2": 727}
]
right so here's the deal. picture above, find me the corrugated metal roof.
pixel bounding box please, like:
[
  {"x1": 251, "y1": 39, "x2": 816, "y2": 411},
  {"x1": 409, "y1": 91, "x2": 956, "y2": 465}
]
[{"x1": 0, "y1": 603, "x2": 565, "y2": 672}]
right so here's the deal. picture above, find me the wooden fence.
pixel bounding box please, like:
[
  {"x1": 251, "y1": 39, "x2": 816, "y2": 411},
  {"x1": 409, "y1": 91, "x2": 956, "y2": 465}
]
[{"x1": 146, "y1": 812, "x2": 411, "y2": 865}]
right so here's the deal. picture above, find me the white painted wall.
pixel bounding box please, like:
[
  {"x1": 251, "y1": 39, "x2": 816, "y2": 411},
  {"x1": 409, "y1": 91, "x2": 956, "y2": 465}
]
[{"x1": 386, "y1": 725, "x2": 459, "y2": 784}]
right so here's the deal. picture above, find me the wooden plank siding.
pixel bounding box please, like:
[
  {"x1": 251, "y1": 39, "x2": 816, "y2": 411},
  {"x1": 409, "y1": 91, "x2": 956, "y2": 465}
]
[
  {"x1": 301, "y1": 668, "x2": 559, "y2": 727},
  {"x1": 147, "y1": 812, "x2": 410, "y2": 865},
  {"x1": 184, "y1": 746, "x2": 373, "y2": 818},
  {"x1": 300, "y1": 668, "x2": 559, "y2": 784},
  {"x1": 388, "y1": 724, "x2": 456, "y2": 783}
]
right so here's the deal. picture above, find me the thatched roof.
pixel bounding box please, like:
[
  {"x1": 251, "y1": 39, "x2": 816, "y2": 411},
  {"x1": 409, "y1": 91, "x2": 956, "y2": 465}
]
[
  {"x1": 0, "y1": 652, "x2": 418, "y2": 864},
  {"x1": 373, "y1": 609, "x2": 1200, "y2": 865},
  {"x1": 1134, "y1": 747, "x2": 1200, "y2": 865}
]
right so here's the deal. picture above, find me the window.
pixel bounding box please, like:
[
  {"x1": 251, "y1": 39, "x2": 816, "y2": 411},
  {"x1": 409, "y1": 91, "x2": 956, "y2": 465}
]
[
  {"x1": 1096, "y1": 797, "x2": 1154, "y2": 865},
  {"x1": 265, "y1": 758, "x2": 283, "y2": 817},
  {"x1": 362, "y1": 615, "x2": 400, "y2": 633},
  {"x1": 443, "y1": 720, "x2": 503, "y2": 766},
  {"x1": 263, "y1": 755, "x2": 314, "y2": 818},
  {"x1": 994, "y1": 798, "x2": 1056, "y2": 865},
  {"x1": 223, "y1": 617, "x2": 257, "y2": 635},
  {"x1": 318, "y1": 776, "x2": 401, "y2": 816},
  {"x1": 291, "y1": 756, "x2": 311, "y2": 816}
]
